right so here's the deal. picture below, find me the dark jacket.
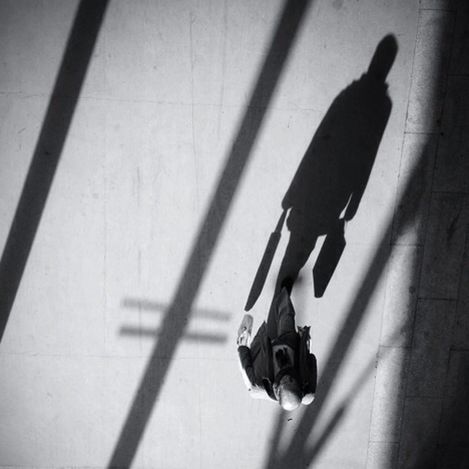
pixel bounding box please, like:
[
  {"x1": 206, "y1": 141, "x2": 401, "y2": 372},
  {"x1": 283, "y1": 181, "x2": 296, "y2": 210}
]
[{"x1": 238, "y1": 323, "x2": 317, "y2": 402}]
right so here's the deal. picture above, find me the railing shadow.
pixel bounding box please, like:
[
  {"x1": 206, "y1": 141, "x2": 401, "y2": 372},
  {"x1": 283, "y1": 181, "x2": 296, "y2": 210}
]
[{"x1": 119, "y1": 297, "x2": 231, "y2": 344}]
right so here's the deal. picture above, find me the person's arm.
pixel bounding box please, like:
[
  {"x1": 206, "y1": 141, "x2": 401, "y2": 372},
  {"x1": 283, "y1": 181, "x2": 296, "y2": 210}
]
[
  {"x1": 238, "y1": 346, "x2": 256, "y2": 388},
  {"x1": 301, "y1": 353, "x2": 317, "y2": 404},
  {"x1": 237, "y1": 346, "x2": 271, "y2": 399},
  {"x1": 298, "y1": 326, "x2": 317, "y2": 404}
]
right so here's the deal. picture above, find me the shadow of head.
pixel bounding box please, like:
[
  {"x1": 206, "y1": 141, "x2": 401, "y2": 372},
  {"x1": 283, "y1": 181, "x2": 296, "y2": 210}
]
[{"x1": 367, "y1": 34, "x2": 398, "y2": 82}]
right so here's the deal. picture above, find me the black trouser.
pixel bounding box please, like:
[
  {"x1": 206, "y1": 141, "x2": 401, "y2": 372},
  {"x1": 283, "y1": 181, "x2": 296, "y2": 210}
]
[{"x1": 266, "y1": 287, "x2": 296, "y2": 340}]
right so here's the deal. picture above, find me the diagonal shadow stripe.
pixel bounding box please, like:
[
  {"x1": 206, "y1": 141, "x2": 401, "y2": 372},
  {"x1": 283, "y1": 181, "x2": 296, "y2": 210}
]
[
  {"x1": 303, "y1": 328, "x2": 405, "y2": 464},
  {"x1": 107, "y1": 0, "x2": 313, "y2": 466},
  {"x1": 0, "y1": 0, "x2": 109, "y2": 341}
]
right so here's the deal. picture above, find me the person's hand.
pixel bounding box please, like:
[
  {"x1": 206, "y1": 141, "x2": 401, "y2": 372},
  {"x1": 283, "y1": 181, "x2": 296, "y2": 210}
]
[
  {"x1": 298, "y1": 326, "x2": 311, "y2": 352},
  {"x1": 237, "y1": 328, "x2": 251, "y2": 346},
  {"x1": 237, "y1": 314, "x2": 253, "y2": 347}
]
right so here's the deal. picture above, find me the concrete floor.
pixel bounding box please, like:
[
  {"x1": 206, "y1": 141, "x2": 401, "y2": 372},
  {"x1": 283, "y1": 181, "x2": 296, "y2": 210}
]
[{"x1": 0, "y1": 0, "x2": 468, "y2": 468}]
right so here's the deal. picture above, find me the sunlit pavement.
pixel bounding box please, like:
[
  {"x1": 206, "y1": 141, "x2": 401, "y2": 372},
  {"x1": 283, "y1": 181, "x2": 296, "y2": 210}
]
[{"x1": 0, "y1": 1, "x2": 468, "y2": 468}]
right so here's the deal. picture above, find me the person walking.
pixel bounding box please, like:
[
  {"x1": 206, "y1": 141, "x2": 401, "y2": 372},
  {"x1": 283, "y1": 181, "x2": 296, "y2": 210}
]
[{"x1": 237, "y1": 281, "x2": 317, "y2": 411}]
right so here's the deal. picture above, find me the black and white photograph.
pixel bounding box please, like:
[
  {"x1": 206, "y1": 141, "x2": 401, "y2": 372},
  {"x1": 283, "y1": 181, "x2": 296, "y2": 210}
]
[{"x1": 0, "y1": 0, "x2": 468, "y2": 467}]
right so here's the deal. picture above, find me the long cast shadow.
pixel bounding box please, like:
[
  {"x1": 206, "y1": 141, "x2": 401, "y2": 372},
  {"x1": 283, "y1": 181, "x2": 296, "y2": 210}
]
[
  {"x1": 246, "y1": 36, "x2": 397, "y2": 311},
  {"x1": 0, "y1": 0, "x2": 108, "y2": 341},
  {"x1": 277, "y1": 35, "x2": 397, "y2": 297},
  {"x1": 107, "y1": 1, "x2": 314, "y2": 466}
]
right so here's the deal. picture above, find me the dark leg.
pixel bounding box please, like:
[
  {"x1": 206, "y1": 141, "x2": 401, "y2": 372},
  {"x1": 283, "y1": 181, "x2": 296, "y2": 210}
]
[
  {"x1": 277, "y1": 291, "x2": 296, "y2": 336},
  {"x1": 266, "y1": 287, "x2": 296, "y2": 339}
]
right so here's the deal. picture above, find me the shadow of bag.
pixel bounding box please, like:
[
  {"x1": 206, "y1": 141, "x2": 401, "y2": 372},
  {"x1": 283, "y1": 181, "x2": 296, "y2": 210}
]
[{"x1": 312, "y1": 218, "x2": 346, "y2": 298}]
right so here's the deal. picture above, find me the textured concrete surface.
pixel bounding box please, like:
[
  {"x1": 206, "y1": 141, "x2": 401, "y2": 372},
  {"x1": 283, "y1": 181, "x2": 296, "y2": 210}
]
[
  {"x1": 370, "y1": 1, "x2": 469, "y2": 469},
  {"x1": 0, "y1": 1, "x2": 467, "y2": 468}
]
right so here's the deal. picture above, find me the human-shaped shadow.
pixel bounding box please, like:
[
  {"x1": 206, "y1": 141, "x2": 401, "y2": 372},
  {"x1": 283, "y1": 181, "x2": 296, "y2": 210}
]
[{"x1": 275, "y1": 35, "x2": 398, "y2": 297}]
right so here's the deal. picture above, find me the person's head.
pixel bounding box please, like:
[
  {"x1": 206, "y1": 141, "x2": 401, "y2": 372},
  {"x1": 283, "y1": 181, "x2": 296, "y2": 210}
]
[{"x1": 275, "y1": 374, "x2": 301, "y2": 411}]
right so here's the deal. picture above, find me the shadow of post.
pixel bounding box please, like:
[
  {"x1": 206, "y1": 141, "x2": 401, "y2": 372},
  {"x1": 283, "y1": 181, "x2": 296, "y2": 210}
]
[
  {"x1": 107, "y1": 1, "x2": 314, "y2": 466},
  {"x1": 0, "y1": 0, "x2": 109, "y2": 341}
]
